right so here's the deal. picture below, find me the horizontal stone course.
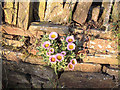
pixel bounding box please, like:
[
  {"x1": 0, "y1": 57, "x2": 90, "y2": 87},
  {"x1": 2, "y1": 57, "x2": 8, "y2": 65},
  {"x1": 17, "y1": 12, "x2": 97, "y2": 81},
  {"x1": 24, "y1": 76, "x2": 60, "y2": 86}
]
[
  {"x1": 3, "y1": 49, "x2": 45, "y2": 64},
  {"x1": 2, "y1": 59, "x2": 55, "y2": 88},
  {"x1": 28, "y1": 22, "x2": 69, "y2": 35},
  {"x1": 84, "y1": 54, "x2": 118, "y2": 65},
  {"x1": 65, "y1": 63, "x2": 101, "y2": 72}
]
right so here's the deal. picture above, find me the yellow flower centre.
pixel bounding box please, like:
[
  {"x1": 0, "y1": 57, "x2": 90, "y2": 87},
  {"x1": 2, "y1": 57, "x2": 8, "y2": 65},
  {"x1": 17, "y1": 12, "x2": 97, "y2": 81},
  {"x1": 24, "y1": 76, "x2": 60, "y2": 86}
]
[
  {"x1": 51, "y1": 34, "x2": 56, "y2": 38},
  {"x1": 69, "y1": 45, "x2": 74, "y2": 49},
  {"x1": 72, "y1": 60, "x2": 75, "y2": 64},
  {"x1": 57, "y1": 55, "x2": 62, "y2": 60},
  {"x1": 45, "y1": 44, "x2": 49, "y2": 48},
  {"x1": 50, "y1": 49, "x2": 53, "y2": 52},
  {"x1": 51, "y1": 57, "x2": 55, "y2": 62},
  {"x1": 68, "y1": 38, "x2": 73, "y2": 42},
  {"x1": 69, "y1": 64, "x2": 73, "y2": 69}
]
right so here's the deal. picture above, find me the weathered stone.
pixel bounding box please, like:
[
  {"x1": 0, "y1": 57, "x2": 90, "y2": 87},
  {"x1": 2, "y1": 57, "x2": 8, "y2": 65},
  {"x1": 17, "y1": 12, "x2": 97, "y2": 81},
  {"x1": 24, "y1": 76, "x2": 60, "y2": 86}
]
[
  {"x1": 2, "y1": 25, "x2": 29, "y2": 36},
  {"x1": 112, "y1": 1, "x2": 120, "y2": 22},
  {"x1": 74, "y1": 28, "x2": 114, "y2": 39},
  {"x1": 87, "y1": 39, "x2": 118, "y2": 54},
  {"x1": 59, "y1": 71, "x2": 116, "y2": 88},
  {"x1": 3, "y1": 34, "x2": 14, "y2": 39},
  {"x1": 103, "y1": 66, "x2": 119, "y2": 79},
  {"x1": 65, "y1": 63, "x2": 101, "y2": 72},
  {"x1": 17, "y1": 2, "x2": 33, "y2": 30},
  {"x1": 39, "y1": 0, "x2": 46, "y2": 21},
  {"x1": 2, "y1": 71, "x2": 31, "y2": 88},
  {"x1": 29, "y1": 28, "x2": 44, "y2": 38},
  {"x1": 44, "y1": 0, "x2": 63, "y2": 23},
  {"x1": 83, "y1": 54, "x2": 118, "y2": 65},
  {"x1": 73, "y1": 2, "x2": 93, "y2": 24},
  {"x1": 4, "y1": 0, "x2": 18, "y2": 25},
  {"x1": 2, "y1": 59, "x2": 55, "y2": 88},
  {"x1": 91, "y1": 6, "x2": 100, "y2": 22},
  {"x1": 44, "y1": 0, "x2": 76, "y2": 24},
  {"x1": 28, "y1": 22, "x2": 69, "y2": 35},
  {"x1": 3, "y1": 38, "x2": 24, "y2": 47},
  {"x1": 60, "y1": 0, "x2": 76, "y2": 24},
  {"x1": 3, "y1": 59, "x2": 54, "y2": 79},
  {"x1": 87, "y1": 29, "x2": 113, "y2": 39},
  {"x1": 102, "y1": 0, "x2": 113, "y2": 26},
  {"x1": 3, "y1": 49, "x2": 45, "y2": 65},
  {"x1": 110, "y1": 65, "x2": 119, "y2": 70}
]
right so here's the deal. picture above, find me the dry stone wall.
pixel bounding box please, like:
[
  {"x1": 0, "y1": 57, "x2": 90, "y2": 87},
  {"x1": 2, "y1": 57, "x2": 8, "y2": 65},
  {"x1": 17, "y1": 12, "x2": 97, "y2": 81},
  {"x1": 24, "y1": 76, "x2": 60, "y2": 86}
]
[
  {"x1": 1, "y1": 1, "x2": 120, "y2": 88},
  {"x1": 2, "y1": 1, "x2": 120, "y2": 29}
]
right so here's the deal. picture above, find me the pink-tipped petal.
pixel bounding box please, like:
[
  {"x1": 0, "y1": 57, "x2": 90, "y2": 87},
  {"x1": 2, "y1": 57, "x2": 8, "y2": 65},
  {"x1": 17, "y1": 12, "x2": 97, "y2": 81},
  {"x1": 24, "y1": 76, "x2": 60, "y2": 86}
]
[
  {"x1": 68, "y1": 63, "x2": 74, "y2": 70},
  {"x1": 71, "y1": 59, "x2": 77, "y2": 65},
  {"x1": 67, "y1": 43, "x2": 75, "y2": 51},
  {"x1": 56, "y1": 53, "x2": 64, "y2": 62},
  {"x1": 66, "y1": 36, "x2": 75, "y2": 43},
  {"x1": 49, "y1": 32, "x2": 58, "y2": 40}
]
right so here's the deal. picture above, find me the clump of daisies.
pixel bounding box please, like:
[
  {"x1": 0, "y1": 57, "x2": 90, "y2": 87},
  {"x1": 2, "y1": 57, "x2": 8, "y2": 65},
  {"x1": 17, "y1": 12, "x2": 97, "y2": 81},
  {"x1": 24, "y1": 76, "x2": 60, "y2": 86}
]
[{"x1": 36, "y1": 32, "x2": 77, "y2": 75}]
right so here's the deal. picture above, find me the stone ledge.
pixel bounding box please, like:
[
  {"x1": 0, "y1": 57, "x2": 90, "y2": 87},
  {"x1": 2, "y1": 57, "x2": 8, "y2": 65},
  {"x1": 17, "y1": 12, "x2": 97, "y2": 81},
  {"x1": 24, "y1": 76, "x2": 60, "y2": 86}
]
[
  {"x1": 2, "y1": 25, "x2": 29, "y2": 36},
  {"x1": 2, "y1": 59, "x2": 55, "y2": 88},
  {"x1": 65, "y1": 63, "x2": 101, "y2": 72},
  {"x1": 28, "y1": 22, "x2": 69, "y2": 35},
  {"x1": 87, "y1": 39, "x2": 118, "y2": 54},
  {"x1": 103, "y1": 66, "x2": 119, "y2": 79},
  {"x1": 84, "y1": 54, "x2": 118, "y2": 65},
  {"x1": 74, "y1": 28, "x2": 114, "y2": 40},
  {"x1": 2, "y1": 49, "x2": 45, "y2": 65}
]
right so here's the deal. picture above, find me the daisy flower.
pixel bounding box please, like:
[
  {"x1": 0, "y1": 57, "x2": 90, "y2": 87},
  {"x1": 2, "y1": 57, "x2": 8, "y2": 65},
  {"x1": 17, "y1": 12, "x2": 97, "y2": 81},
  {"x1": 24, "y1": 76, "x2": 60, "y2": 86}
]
[
  {"x1": 67, "y1": 43, "x2": 75, "y2": 51},
  {"x1": 71, "y1": 59, "x2": 77, "y2": 65},
  {"x1": 49, "y1": 32, "x2": 58, "y2": 40},
  {"x1": 49, "y1": 48, "x2": 54, "y2": 54},
  {"x1": 68, "y1": 63, "x2": 74, "y2": 70},
  {"x1": 42, "y1": 41, "x2": 51, "y2": 49},
  {"x1": 49, "y1": 55, "x2": 56, "y2": 63},
  {"x1": 61, "y1": 51, "x2": 66, "y2": 56},
  {"x1": 66, "y1": 36, "x2": 75, "y2": 43},
  {"x1": 56, "y1": 53, "x2": 64, "y2": 62}
]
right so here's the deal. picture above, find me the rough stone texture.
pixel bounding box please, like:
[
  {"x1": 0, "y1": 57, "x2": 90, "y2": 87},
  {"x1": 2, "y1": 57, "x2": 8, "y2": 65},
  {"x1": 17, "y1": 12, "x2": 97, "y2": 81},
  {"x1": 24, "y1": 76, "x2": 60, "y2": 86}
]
[
  {"x1": 3, "y1": 39, "x2": 24, "y2": 47},
  {"x1": 73, "y1": 2, "x2": 93, "y2": 24},
  {"x1": 2, "y1": 49, "x2": 45, "y2": 64},
  {"x1": 28, "y1": 22, "x2": 69, "y2": 35},
  {"x1": 112, "y1": 1, "x2": 120, "y2": 22},
  {"x1": 2, "y1": 25, "x2": 29, "y2": 36},
  {"x1": 44, "y1": 0, "x2": 76, "y2": 24},
  {"x1": 84, "y1": 54, "x2": 118, "y2": 65},
  {"x1": 59, "y1": 71, "x2": 117, "y2": 88},
  {"x1": 3, "y1": 34, "x2": 14, "y2": 39},
  {"x1": 65, "y1": 63, "x2": 101, "y2": 72},
  {"x1": 87, "y1": 39, "x2": 118, "y2": 54},
  {"x1": 87, "y1": 29, "x2": 113, "y2": 39},
  {"x1": 39, "y1": 0, "x2": 46, "y2": 21},
  {"x1": 91, "y1": 6, "x2": 100, "y2": 22},
  {"x1": 44, "y1": 0, "x2": 63, "y2": 23},
  {"x1": 60, "y1": 0, "x2": 76, "y2": 24},
  {"x1": 3, "y1": 0, "x2": 18, "y2": 25},
  {"x1": 17, "y1": 2, "x2": 33, "y2": 30},
  {"x1": 2, "y1": 59, "x2": 55, "y2": 88},
  {"x1": 103, "y1": 66, "x2": 119, "y2": 79},
  {"x1": 102, "y1": 0, "x2": 113, "y2": 26}
]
